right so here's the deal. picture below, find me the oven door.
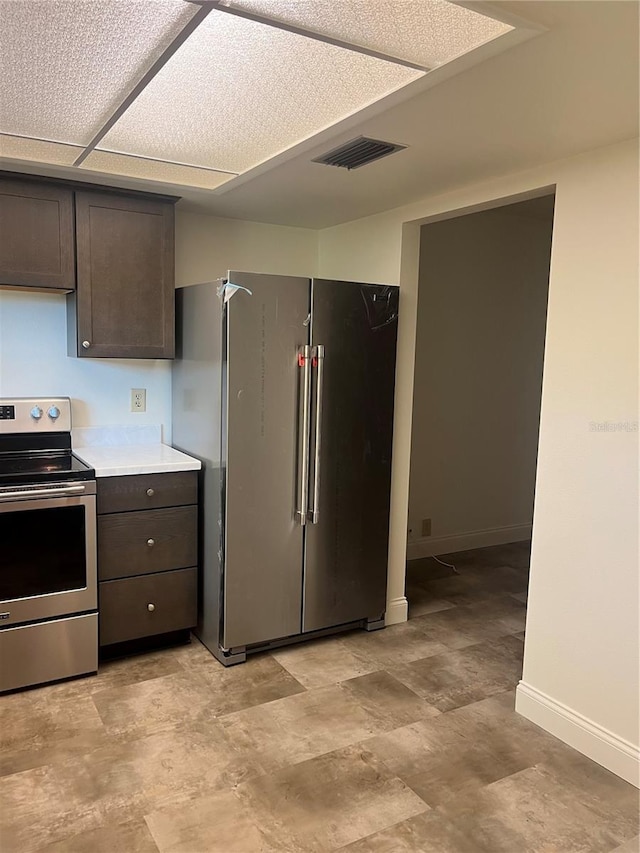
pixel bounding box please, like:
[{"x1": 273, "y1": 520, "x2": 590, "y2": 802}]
[{"x1": 0, "y1": 482, "x2": 97, "y2": 627}]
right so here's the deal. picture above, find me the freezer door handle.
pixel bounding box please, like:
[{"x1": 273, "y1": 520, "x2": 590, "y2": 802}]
[
  {"x1": 296, "y1": 345, "x2": 312, "y2": 525},
  {"x1": 309, "y1": 345, "x2": 325, "y2": 524}
]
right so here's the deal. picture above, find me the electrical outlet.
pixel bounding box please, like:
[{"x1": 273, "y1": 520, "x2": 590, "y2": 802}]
[
  {"x1": 421, "y1": 518, "x2": 432, "y2": 537},
  {"x1": 131, "y1": 388, "x2": 146, "y2": 412}
]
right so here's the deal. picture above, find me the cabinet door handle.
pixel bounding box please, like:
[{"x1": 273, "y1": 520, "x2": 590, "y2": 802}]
[
  {"x1": 147, "y1": 603, "x2": 155, "y2": 612},
  {"x1": 147, "y1": 538, "x2": 155, "y2": 547},
  {"x1": 82, "y1": 340, "x2": 91, "y2": 349},
  {"x1": 146, "y1": 488, "x2": 155, "y2": 497}
]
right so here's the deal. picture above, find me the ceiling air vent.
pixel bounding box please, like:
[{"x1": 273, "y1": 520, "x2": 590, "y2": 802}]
[{"x1": 313, "y1": 136, "x2": 406, "y2": 170}]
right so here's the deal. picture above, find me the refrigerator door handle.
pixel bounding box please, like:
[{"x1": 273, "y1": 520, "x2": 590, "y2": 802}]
[
  {"x1": 296, "y1": 345, "x2": 312, "y2": 525},
  {"x1": 309, "y1": 344, "x2": 325, "y2": 524}
]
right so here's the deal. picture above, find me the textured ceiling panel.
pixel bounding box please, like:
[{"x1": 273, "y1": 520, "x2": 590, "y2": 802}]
[
  {"x1": 0, "y1": 0, "x2": 198, "y2": 145},
  {"x1": 0, "y1": 134, "x2": 82, "y2": 166},
  {"x1": 220, "y1": 0, "x2": 512, "y2": 67},
  {"x1": 82, "y1": 150, "x2": 235, "y2": 190},
  {"x1": 100, "y1": 10, "x2": 421, "y2": 174}
]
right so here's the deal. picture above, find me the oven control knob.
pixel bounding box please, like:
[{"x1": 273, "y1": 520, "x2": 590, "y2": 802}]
[
  {"x1": 48, "y1": 406, "x2": 61, "y2": 420},
  {"x1": 30, "y1": 406, "x2": 43, "y2": 420}
]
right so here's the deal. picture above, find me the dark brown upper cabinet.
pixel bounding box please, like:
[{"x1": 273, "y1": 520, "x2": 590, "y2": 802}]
[
  {"x1": 0, "y1": 177, "x2": 75, "y2": 292},
  {"x1": 71, "y1": 191, "x2": 175, "y2": 359}
]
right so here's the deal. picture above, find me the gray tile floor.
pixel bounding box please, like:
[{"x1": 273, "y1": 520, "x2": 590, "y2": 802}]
[{"x1": 1, "y1": 543, "x2": 638, "y2": 852}]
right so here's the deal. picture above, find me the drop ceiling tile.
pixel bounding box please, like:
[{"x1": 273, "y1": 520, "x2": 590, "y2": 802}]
[
  {"x1": 100, "y1": 10, "x2": 422, "y2": 174},
  {"x1": 0, "y1": 134, "x2": 82, "y2": 166},
  {"x1": 220, "y1": 0, "x2": 513, "y2": 68},
  {"x1": 0, "y1": 0, "x2": 198, "y2": 146},
  {"x1": 82, "y1": 150, "x2": 235, "y2": 190}
]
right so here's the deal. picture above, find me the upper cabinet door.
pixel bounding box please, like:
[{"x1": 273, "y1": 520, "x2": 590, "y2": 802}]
[
  {"x1": 74, "y1": 191, "x2": 175, "y2": 359},
  {"x1": 0, "y1": 178, "x2": 75, "y2": 292}
]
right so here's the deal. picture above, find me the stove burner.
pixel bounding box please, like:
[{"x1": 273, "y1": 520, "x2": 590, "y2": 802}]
[
  {"x1": 0, "y1": 451, "x2": 94, "y2": 487},
  {"x1": 0, "y1": 397, "x2": 94, "y2": 487}
]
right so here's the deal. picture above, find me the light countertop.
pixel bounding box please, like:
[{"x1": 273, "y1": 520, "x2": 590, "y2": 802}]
[
  {"x1": 73, "y1": 426, "x2": 201, "y2": 477},
  {"x1": 73, "y1": 444, "x2": 201, "y2": 477}
]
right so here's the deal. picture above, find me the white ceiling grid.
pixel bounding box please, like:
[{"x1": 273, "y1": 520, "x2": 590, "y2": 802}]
[
  {"x1": 81, "y1": 150, "x2": 234, "y2": 190},
  {"x1": 98, "y1": 11, "x2": 421, "y2": 174},
  {"x1": 0, "y1": 134, "x2": 82, "y2": 166},
  {"x1": 220, "y1": 0, "x2": 512, "y2": 68},
  {"x1": 0, "y1": 0, "x2": 517, "y2": 191},
  {"x1": 0, "y1": 0, "x2": 198, "y2": 145}
]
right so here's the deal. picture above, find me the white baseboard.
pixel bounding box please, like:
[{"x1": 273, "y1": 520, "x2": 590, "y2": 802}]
[
  {"x1": 385, "y1": 596, "x2": 408, "y2": 626},
  {"x1": 406, "y1": 523, "x2": 532, "y2": 560},
  {"x1": 516, "y1": 681, "x2": 640, "y2": 787}
]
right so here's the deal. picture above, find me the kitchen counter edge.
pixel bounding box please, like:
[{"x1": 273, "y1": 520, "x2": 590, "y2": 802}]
[{"x1": 73, "y1": 444, "x2": 202, "y2": 478}]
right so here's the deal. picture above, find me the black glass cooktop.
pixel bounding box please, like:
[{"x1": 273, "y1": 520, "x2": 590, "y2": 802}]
[{"x1": 0, "y1": 451, "x2": 94, "y2": 487}]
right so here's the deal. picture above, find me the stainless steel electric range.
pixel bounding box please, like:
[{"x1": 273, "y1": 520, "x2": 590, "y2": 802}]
[{"x1": 0, "y1": 398, "x2": 97, "y2": 692}]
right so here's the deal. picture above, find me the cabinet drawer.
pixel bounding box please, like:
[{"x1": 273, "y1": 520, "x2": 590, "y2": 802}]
[
  {"x1": 97, "y1": 471, "x2": 197, "y2": 514},
  {"x1": 98, "y1": 506, "x2": 197, "y2": 580},
  {"x1": 99, "y1": 568, "x2": 196, "y2": 646}
]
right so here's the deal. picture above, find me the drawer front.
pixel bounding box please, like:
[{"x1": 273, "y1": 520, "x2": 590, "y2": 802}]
[
  {"x1": 97, "y1": 471, "x2": 197, "y2": 514},
  {"x1": 98, "y1": 506, "x2": 197, "y2": 580},
  {"x1": 99, "y1": 568, "x2": 196, "y2": 646}
]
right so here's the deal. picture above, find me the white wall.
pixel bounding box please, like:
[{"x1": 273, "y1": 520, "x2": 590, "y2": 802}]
[
  {"x1": 0, "y1": 212, "x2": 319, "y2": 438},
  {"x1": 0, "y1": 290, "x2": 172, "y2": 437},
  {"x1": 318, "y1": 137, "x2": 639, "y2": 785},
  {"x1": 175, "y1": 210, "x2": 318, "y2": 286},
  {"x1": 408, "y1": 202, "x2": 553, "y2": 557}
]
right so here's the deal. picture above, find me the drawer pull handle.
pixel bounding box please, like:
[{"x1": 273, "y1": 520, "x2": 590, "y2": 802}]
[
  {"x1": 147, "y1": 538, "x2": 155, "y2": 547},
  {"x1": 82, "y1": 340, "x2": 91, "y2": 349},
  {"x1": 146, "y1": 488, "x2": 155, "y2": 497},
  {"x1": 147, "y1": 603, "x2": 155, "y2": 612}
]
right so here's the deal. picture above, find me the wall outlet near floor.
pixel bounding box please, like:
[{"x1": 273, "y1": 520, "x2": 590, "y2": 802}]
[
  {"x1": 131, "y1": 388, "x2": 146, "y2": 412},
  {"x1": 421, "y1": 517, "x2": 432, "y2": 537}
]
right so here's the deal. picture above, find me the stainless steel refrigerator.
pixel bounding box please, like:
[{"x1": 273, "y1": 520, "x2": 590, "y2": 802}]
[{"x1": 173, "y1": 272, "x2": 398, "y2": 664}]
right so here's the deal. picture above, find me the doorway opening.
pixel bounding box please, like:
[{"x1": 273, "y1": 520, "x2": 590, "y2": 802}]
[{"x1": 405, "y1": 193, "x2": 555, "y2": 666}]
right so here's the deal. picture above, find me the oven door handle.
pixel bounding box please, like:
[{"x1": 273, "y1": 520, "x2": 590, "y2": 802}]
[{"x1": 0, "y1": 484, "x2": 87, "y2": 502}]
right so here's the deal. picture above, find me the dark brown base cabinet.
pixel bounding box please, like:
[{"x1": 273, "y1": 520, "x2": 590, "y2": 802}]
[{"x1": 97, "y1": 472, "x2": 198, "y2": 647}]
